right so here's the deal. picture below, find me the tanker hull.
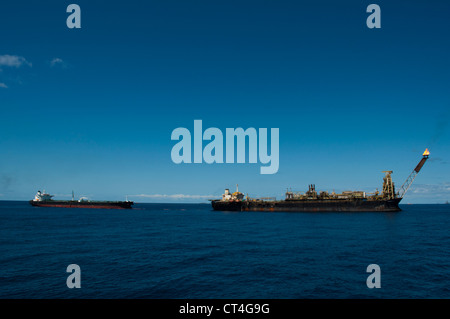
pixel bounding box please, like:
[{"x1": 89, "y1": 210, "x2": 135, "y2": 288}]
[
  {"x1": 212, "y1": 198, "x2": 401, "y2": 212},
  {"x1": 29, "y1": 200, "x2": 133, "y2": 209}
]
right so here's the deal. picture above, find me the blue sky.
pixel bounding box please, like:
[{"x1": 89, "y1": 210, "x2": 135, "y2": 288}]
[{"x1": 1, "y1": 0, "x2": 449, "y2": 203}]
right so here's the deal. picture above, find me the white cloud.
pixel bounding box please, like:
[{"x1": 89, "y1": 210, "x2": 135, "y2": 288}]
[
  {"x1": 50, "y1": 58, "x2": 67, "y2": 68},
  {"x1": 131, "y1": 194, "x2": 215, "y2": 200},
  {"x1": 0, "y1": 83, "x2": 7, "y2": 88},
  {"x1": 0, "y1": 55, "x2": 32, "y2": 68},
  {"x1": 410, "y1": 183, "x2": 450, "y2": 195}
]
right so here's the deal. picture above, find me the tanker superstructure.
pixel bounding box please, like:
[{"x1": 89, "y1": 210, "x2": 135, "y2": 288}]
[
  {"x1": 211, "y1": 149, "x2": 430, "y2": 212},
  {"x1": 29, "y1": 190, "x2": 133, "y2": 209}
]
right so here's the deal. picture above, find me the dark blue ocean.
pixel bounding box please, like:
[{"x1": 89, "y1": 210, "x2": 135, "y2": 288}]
[{"x1": 1, "y1": 201, "x2": 449, "y2": 299}]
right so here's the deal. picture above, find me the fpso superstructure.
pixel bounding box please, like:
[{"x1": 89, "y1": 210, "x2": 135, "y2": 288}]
[
  {"x1": 211, "y1": 149, "x2": 430, "y2": 212},
  {"x1": 29, "y1": 191, "x2": 133, "y2": 209}
]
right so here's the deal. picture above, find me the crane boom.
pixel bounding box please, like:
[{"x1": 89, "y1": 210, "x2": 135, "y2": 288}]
[{"x1": 398, "y1": 149, "x2": 430, "y2": 198}]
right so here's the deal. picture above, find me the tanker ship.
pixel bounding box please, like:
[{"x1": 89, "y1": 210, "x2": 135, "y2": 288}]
[
  {"x1": 211, "y1": 149, "x2": 430, "y2": 212},
  {"x1": 29, "y1": 191, "x2": 133, "y2": 209}
]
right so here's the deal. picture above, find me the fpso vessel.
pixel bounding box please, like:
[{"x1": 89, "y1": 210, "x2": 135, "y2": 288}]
[
  {"x1": 211, "y1": 149, "x2": 430, "y2": 213},
  {"x1": 29, "y1": 191, "x2": 133, "y2": 209}
]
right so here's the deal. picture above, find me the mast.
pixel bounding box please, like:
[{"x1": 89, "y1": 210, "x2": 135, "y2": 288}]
[{"x1": 382, "y1": 171, "x2": 396, "y2": 199}]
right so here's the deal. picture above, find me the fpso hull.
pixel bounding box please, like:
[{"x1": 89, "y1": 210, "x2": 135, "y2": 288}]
[
  {"x1": 211, "y1": 198, "x2": 402, "y2": 212},
  {"x1": 29, "y1": 200, "x2": 133, "y2": 209}
]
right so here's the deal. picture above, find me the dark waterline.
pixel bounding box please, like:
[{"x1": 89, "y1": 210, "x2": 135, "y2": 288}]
[{"x1": 1, "y1": 201, "x2": 449, "y2": 298}]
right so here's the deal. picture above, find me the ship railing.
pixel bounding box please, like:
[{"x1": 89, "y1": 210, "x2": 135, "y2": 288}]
[{"x1": 249, "y1": 197, "x2": 276, "y2": 202}]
